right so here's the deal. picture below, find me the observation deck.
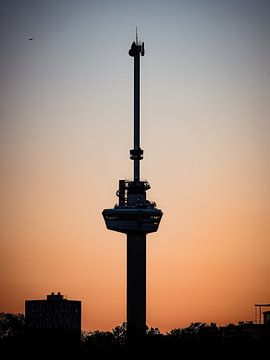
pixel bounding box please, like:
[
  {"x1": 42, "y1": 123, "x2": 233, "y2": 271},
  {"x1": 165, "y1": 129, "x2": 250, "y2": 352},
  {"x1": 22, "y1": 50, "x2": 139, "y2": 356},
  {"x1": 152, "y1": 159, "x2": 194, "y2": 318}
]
[{"x1": 102, "y1": 179, "x2": 162, "y2": 234}]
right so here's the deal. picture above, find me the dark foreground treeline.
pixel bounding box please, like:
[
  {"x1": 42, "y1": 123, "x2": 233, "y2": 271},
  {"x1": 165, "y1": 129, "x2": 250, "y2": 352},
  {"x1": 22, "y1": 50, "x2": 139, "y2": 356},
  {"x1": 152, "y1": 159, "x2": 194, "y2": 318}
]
[{"x1": 1, "y1": 313, "x2": 269, "y2": 359}]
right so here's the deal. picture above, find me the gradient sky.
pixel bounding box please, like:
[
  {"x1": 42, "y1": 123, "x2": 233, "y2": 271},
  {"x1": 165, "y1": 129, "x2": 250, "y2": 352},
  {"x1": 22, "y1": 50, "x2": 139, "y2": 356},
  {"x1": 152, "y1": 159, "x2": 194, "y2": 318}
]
[{"x1": 0, "y1": 0, "x2": 269, "y2": 332}]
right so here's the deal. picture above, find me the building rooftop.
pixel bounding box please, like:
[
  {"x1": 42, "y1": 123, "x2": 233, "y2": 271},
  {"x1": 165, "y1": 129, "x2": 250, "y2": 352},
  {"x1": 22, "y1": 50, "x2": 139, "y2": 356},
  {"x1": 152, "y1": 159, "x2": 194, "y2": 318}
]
[{"x1": 46, "y1": 292, "x2": 64, "y2": 301}]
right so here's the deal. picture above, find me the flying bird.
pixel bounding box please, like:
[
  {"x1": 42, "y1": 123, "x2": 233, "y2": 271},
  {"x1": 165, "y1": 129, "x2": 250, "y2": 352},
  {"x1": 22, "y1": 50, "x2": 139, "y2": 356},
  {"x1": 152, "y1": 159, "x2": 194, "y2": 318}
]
[{"x1": 27, "y1": 37, "x2": 34, "y2": 40}]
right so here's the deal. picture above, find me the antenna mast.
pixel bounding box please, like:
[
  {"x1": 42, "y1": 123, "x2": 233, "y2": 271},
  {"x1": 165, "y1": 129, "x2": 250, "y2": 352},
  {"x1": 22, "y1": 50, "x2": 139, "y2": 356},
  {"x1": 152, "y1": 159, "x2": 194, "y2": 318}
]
[{"x1": 128, "y1": 28, "x2": 145, "y2": 181}]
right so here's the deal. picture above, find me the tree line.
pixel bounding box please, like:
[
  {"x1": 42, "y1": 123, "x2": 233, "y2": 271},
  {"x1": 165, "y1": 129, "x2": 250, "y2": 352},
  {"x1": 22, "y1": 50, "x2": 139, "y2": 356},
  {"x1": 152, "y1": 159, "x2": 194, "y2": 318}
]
[{"x1": 0, "y1": 313, "x2": 269, "y2": 359}]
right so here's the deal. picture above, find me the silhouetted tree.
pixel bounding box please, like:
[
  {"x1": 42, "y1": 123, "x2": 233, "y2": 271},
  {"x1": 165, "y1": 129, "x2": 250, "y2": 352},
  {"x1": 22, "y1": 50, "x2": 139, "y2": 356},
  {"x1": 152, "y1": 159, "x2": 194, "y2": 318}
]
[
  {"x1": 0, "y1": 313, "x2": 25, "y2": 338},
  {"x1": 0, "y1": 313, "x2": 26, "y2": 359},
  {"x1": 112, "y1": 322, "x2": 127, "y2": 345},
  {"x1": 146, "y1": 326, "x2": 160, "y2": 336}
]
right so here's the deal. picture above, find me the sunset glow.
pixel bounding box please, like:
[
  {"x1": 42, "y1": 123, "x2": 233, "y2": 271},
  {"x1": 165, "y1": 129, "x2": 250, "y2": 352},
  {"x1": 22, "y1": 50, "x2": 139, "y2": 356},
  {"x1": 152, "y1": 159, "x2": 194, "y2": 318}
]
[{"x1": 1, "y1": 0, "x2": 269, "y2": 332}]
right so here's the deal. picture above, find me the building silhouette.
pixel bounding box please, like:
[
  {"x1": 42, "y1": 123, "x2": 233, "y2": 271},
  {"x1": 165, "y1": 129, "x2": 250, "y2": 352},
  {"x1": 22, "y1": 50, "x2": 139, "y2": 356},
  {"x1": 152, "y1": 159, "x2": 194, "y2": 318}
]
[
  {"x1": 25, "y1": 292, "x2": 81, "y2": 344},
  {"x1": 102, "y1": 33, "x2": 163, "y2": 339},
  {"x1": 263, "y1": 311, "x2": 270, "y2": 325}
]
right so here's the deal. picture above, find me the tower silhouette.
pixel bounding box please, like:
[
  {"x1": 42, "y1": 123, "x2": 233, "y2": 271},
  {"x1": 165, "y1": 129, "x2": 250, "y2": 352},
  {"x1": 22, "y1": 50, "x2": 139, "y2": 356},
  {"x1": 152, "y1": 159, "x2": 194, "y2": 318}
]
[{"x1": 102, "y1": 35, "x2": 162, "y2": 339}]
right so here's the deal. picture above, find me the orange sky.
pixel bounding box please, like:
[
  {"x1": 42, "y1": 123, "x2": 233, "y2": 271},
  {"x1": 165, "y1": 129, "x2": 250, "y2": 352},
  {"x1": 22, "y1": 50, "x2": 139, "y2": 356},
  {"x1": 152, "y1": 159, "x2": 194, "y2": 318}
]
[{"x1": 0, "y1": 0, "x2": 270, "y2": 332}]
